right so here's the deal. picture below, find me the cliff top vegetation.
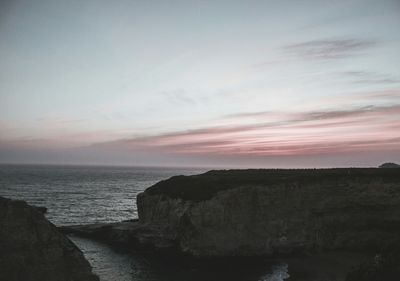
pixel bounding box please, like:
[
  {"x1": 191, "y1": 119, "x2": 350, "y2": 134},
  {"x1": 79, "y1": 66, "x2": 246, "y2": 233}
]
[{"x1": 145, "y1": 167, "x2": 400, "y2": 202}]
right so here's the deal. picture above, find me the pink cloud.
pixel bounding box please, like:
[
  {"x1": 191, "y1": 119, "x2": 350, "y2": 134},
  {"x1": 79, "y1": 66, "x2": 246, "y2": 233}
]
[{"x1": 99, "y1": 104, "x2": 400, "y2": 157}]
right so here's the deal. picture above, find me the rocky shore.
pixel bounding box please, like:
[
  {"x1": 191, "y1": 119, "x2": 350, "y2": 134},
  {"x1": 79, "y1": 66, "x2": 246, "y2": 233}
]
[
  {"x1": 62, "y1": 168, "x2": 400, "y2": 279},
  {"x1": 60, "y1": 219, "x2": 178, "y2": 254},
  {"x1": 0, "y1": 196, "x2": 99, "y2": 281}
]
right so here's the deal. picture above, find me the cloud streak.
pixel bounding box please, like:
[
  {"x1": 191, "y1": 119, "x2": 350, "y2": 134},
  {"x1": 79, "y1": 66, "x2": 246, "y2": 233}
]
[
  {"x1": 283, "y1": 38, "x2": 377, "y2": 60},
  {"x1": 338, "y1": 71, "x2": 400, "y2": 85},
  {"x1": 97, "y1": 104, "x2": 400, "y2": 156}
]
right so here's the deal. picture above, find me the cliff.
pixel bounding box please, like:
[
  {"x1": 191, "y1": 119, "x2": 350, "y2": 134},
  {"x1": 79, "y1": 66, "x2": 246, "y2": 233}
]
[
  {"x1": 0, "y1": 196, "x2": 99, "y2": 281},
  {"x1": 137, "y1": 168, "x2": 400, "y2": 257}
]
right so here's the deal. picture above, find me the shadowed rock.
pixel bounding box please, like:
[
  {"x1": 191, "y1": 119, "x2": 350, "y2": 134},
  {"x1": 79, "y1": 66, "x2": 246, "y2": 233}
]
[
  {"x1": 345, "y1": 250, "x2": 400, "y2": 281},
  {"x1": 0, "y1": 196, "x2": 99, "y2": 281},
  {"x1": 137, "y1": 168, "x2": 400, "y2": 257},
  {"x1": 34, "y1": 205, "x2": 47, "y2": 214},
  {"x1": 60, "y1": 220, "x2": 178, "y2": 254}
]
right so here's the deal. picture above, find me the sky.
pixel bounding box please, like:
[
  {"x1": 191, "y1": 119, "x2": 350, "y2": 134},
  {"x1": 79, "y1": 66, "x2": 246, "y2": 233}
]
[{"x1": 0, "y1": 0, "x2": 399, "y2": 168}]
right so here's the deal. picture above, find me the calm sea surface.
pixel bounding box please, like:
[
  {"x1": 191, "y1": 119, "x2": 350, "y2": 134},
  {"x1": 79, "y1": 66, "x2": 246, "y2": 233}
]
[{"x1": 0, "y1": 164, "x2": 289, "y2": 281}]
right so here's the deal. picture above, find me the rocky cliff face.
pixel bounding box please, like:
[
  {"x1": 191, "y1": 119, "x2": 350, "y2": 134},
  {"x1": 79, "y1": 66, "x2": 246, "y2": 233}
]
[
  {"x1": 137, "y1": 169, "x2": 400, "y2": 257},
  {"x1": 0, "y1": 196, "x2": 99, "y2": 281}
]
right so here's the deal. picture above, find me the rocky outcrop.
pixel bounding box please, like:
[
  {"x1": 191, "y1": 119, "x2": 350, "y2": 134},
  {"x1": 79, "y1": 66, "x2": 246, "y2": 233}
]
[
  {"x1": 61, "y1": 220, "x2": 177, "y2": 253},
  {"x1": 0, "y1": 196, "x2": 99, "y2": 281},
  {"x1": 379, "y1": 162, "x2": 400, "y2": 168},
  {"x1": 137, "y1": 168, "x2": 400, "y2": 257}
]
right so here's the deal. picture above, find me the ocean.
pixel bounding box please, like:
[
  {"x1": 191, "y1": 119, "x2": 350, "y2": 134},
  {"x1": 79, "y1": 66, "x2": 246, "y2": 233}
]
[{"x1": 0, "y1": 164, "x2": 290, "y2": 281}]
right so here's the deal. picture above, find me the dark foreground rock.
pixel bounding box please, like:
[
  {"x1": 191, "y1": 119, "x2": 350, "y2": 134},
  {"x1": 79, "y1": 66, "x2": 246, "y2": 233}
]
[
  {"x1": 0, "y1": 196, "x2": 99, "y2": 281},
  {"x1": 33, "y1": 205, "x2": 48, "y2": 214}
]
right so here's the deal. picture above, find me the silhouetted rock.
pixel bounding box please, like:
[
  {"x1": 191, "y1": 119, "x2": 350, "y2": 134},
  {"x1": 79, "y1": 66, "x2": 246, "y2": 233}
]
[
  {"x1": 379, "y1": 162, "x2": 400, "y2": 168},
  {"x1": 34, "y1": 205, "x2": 47, "y2": 214},
  {"x1": 0, "y1": 196, "x2": 99, "y2": 281}
]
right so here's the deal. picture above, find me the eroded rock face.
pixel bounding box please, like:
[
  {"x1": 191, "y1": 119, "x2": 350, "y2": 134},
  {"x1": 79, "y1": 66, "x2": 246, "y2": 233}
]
[
  {"x1": 0, "y1": 196, "x2": 99, "y2": 281},
  {"x1": 137, "y1": 169, "x2": 400, "y2": 257}
]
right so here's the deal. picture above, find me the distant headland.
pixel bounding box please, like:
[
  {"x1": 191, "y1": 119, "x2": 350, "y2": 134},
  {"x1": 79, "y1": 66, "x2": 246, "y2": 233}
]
[{"x1": 379, "y1": 162, "x2": 400, "y2": 168}]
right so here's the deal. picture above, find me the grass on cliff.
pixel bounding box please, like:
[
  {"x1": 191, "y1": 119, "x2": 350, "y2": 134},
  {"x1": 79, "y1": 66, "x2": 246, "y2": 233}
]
[{"x1": 144, "y1": 168, "x2": 400, "y2": 202}]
